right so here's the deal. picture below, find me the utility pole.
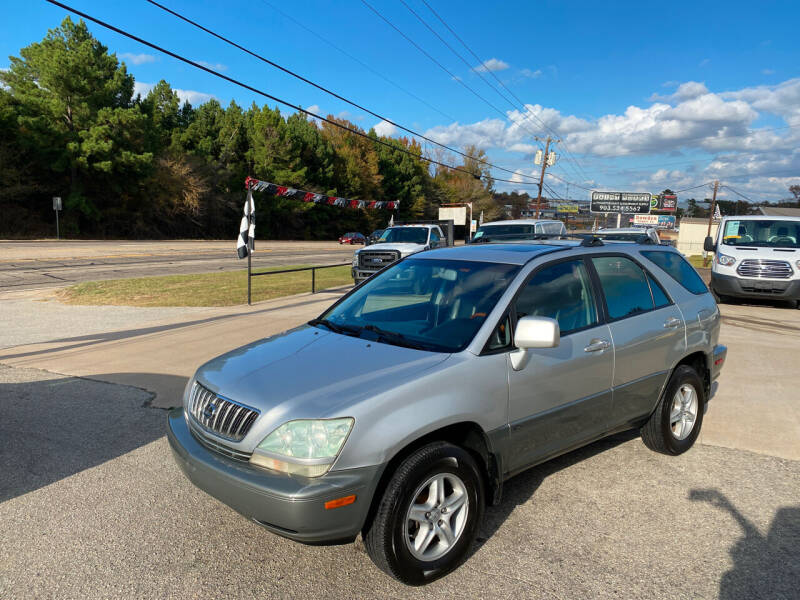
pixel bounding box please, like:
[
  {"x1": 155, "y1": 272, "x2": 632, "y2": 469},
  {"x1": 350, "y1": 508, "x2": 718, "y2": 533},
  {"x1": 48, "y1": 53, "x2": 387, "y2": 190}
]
[
  {"x1": 534, "y1": 135, "x2": 559, "y2": 219},
  {"x1": 704, "y1": 180, "x2": 719, "y2": 267}
]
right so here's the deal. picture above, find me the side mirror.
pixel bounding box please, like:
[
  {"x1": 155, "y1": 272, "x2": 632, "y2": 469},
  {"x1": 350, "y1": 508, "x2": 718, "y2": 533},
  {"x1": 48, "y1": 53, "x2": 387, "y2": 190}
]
[
  {"x1": 703, "y1": 236, "x2": 716, "y2": 252},
  {"x1": 510, "y1": 316, "x2": 560, "y2": 371}
]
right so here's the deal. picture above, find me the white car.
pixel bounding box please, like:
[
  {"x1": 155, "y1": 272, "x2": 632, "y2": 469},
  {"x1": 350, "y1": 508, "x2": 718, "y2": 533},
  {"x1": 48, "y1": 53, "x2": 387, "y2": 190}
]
[
  {"x1": 472, "y1": 219, "x2": 566, "y2": 242},
  {"x1": 596, "y1": 227, "x2": 661, "y2": 244},
  {"x1": 705, "y1": 215, "x2": 800, "y2": 306},
  {"x1": 352, "y1": 225, "x2": 445, "y2": 283}
]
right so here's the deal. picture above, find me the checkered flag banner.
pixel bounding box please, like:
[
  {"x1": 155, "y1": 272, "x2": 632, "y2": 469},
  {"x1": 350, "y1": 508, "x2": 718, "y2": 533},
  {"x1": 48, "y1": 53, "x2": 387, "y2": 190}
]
[
  {"x1": 237, "y1": 189, "x2": 255, "y2": 259},
  {"x1": 244, "y1": 176, "x2": 399, "y2": 210}
]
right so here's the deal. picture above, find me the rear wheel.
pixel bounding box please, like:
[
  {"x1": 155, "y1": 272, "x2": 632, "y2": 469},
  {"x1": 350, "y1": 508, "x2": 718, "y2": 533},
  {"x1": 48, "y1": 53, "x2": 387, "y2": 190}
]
[
  {"x1": 641, "y1": 365, "x2": 705, "y2": 455},
  {"x1": 363, "y1": 442, "x2": 484, "y2": 585}
]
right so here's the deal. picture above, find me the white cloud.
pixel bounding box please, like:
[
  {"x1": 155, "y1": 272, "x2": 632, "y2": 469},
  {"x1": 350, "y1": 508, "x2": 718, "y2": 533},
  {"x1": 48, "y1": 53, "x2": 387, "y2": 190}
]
[
  {"x1": 133, "y1": 81, "x2": 215, "y2": 106},
  {"x1": 197, "y1": 60, "x2": 228, "y2": 72},
  {"x1": 373, "y1": 120, "x2": 398, "y2": 137},
  {"x1": 720, "y1": 78, "x2": 800, "y2": 121},
  {"x1": 119, "y1": 52, "x2": 157, "y2": 65},
  {"x1": 699, "y1": 58, "x2": 711, "y2": 67},
  {"x1": 762, "y1": 69, "x2": 775, "y2": 75},
  {"x1": 650, "y1": 81, "x2": 709, "y2": 102},
  {"x1": 520, "y1": 68, "x2": 542, "y2": 79},
  {"x1": 424, "y1": 76, "x2": 800, "y2": 200},
  {"x1": 475, "y1": 58, "x2": 510, "y2": 73},
  {"x1": 306, "y1": 104, "x2": 322, "y2": 116}
]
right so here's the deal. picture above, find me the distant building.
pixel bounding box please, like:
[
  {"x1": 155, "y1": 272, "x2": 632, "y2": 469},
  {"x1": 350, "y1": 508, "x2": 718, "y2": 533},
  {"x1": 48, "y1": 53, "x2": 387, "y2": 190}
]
[
  {"x1": 758, "y1": 206, "x2": 800, "y2": 217},
  {"x1": 677, "y1": 217, "x2": 719, "y2": 257}
]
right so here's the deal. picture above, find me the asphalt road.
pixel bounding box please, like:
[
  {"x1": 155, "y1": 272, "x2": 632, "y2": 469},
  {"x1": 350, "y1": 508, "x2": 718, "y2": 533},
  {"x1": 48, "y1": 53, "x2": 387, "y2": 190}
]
[
  {"x1": 1, "y1": 365, "x2": 797, "y2": 599},
  {"x1": 0, "y1": 240, "x2": 356, "y2": 292},
  {"x1": 1, "y1": 261, "x2": 799, "y2": 598}
]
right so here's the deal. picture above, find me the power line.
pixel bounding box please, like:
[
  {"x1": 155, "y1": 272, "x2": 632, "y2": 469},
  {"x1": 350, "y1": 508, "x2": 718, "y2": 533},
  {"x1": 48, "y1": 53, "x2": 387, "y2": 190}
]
[
  {"x1": 721, "y1": 185, "x2": 755, "y2": 202},
  {"x1": 144, "y1": 0, "x2": 541, "y2": 182},
  {"x1": 673, "y1": 182, "x2": 715, "y2": 194},
  {"x1": 361, "y1": 0, "x2": 590, "y2": 186},
  {"x1": 44, "y1": 0, "x2": 504, "y2": 183},
  {"x1": 414, "y1": 0, "x2": 594, "y2": 186},
  {"x1": 359, "y1": 0, "x2": 524, "y2": 133},
  {"x1": 256, "y1": 0, "x2": 458, "y2": 123},
  {"x1": 546, "y1": 172, "x2": 595, "y2": 192}
]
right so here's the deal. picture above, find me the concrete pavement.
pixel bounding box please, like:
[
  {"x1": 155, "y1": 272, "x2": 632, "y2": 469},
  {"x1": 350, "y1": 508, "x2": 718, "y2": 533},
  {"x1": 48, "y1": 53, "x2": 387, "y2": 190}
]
[
  {"x1": 1, "y1": 364, "x2": 797, "y2": 599},
  {"x1": 1, "y1": 291, "x2": 798, "y2": 459},
  {"x1": 0, "y1": 289, "x2": 346, "y2": 408},
  {"x1": 1, "y1": 288, "x2": 799, "y2": 598}
]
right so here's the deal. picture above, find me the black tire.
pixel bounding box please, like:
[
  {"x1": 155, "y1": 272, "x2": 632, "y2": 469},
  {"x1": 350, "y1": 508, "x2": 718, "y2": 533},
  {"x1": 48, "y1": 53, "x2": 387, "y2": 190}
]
[
  {"x1": 641, "y1": 365, "x2": 705, "y2": 455},
  {"x1": 363, "y1": 442, "x2": 484, "y2": 585}
]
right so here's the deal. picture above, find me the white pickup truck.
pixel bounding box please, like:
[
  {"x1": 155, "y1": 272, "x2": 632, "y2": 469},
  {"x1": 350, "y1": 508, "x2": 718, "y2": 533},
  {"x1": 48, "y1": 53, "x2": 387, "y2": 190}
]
[
  {"x1": 705, "y1": 214, "x2": 800, "y2": 307},
  {"x1": 352, "y1": 224, "x2": 446, "y2": 283}
]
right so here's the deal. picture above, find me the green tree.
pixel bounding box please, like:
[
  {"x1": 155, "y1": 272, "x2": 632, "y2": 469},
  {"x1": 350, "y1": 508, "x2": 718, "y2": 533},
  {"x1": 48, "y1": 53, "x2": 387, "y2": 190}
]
[{"x1": 0, "y1": 17, "x2": 139, "y2": 221}]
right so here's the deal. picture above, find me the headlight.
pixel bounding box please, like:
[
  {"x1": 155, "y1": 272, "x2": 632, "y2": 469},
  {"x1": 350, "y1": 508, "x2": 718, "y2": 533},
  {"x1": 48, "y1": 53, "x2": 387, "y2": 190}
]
[
  {"x1": 250, "y1": 418, "x2": 354, "y2": 477},
  {"x1": 352, "y1": 254, "x2": 359, "y2": 267},
  {"x1": 717, "y1": 253, "x2": 736, "y2": 267}
]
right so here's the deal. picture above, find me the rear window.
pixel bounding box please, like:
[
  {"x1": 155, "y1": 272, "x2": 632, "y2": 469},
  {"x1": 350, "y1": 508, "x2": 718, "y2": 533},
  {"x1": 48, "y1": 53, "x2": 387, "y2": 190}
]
[{"x1": 641, "y1": 251, "x2": 708, "y2": 295}]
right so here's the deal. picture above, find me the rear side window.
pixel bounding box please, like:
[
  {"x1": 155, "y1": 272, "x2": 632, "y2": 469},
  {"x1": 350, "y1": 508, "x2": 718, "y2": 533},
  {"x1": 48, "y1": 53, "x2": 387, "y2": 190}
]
[
  {"x1": 641, "y1": 251, "x2": 708, "y2": 295},
  {"x1": 591, "y1": 256, "x2": 655, "y2": 320}
]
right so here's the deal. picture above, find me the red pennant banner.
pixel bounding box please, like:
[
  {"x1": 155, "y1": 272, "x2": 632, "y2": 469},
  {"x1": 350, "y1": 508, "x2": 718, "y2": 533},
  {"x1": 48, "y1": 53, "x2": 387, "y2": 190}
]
[{"x1": 245, "y1": 177, "x2": 399, "y2": 210}]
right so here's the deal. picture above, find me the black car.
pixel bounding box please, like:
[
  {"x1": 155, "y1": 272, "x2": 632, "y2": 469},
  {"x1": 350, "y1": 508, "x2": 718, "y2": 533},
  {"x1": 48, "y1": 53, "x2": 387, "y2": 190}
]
[{"x1": 366, "y1": 229, "x2": 385, "y2": 245}]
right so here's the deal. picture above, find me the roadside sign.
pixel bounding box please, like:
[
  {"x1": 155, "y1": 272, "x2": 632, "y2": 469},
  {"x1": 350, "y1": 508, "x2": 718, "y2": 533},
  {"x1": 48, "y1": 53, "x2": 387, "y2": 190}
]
[
  {"x1": 590, "y1": 191, "x2": 651, "y2": 214},
  {"x1": 633, "y1": 214, "x2": 676, "y2": 229},
  {"x1": 53, "y1": 196, "x2": 62, "y2": 211},
  {"x1": 554, "y1": 203, "x2": 579, "y2": 214},
  {"x1": 651, "y1": 194, "x2": 677, "y2": 211}
]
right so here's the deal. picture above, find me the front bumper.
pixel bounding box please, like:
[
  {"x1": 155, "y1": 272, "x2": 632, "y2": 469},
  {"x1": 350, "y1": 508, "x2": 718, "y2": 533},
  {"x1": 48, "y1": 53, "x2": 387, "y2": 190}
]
[
  {"x1": 167, "y1": 408, "x2": 383, "y2": 544},
  {"x1": 351, "y1": 267, "x2": 378, "y2": 282},
  {"x1": 710, "y1": 271, "x2": 800, "y2": 300}
]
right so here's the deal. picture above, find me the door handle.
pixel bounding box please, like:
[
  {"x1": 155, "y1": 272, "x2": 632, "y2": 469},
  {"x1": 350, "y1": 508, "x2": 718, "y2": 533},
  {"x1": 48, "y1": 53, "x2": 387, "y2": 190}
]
[
  {"x1": 584, "y1": 339, "x2": 610, "y2": 352},
  {"x1": 663, "y1": 317, "x2": 682, "y2": 329}
]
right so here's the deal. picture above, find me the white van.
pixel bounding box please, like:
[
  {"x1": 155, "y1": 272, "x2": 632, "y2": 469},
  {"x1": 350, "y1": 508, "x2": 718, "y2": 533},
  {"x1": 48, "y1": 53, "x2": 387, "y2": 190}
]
[
  {"x1": 704, "y1": 215, "x2": 800, "y2": 306},
  {"x1": 472, "y1": 219, "x2": 566, "y2": 242}
]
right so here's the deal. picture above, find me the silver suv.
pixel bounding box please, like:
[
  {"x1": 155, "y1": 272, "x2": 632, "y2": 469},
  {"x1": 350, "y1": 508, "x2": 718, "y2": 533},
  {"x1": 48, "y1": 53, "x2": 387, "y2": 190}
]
[{"x1": 168, "y1": 240, "x2": 727, "y2": 584}]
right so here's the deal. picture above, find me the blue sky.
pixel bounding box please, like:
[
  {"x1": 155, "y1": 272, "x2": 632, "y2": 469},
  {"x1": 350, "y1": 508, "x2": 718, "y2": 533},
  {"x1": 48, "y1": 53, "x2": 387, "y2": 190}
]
[{"x1": 3, "y1": 0, "x2": 799, "y2": 202}]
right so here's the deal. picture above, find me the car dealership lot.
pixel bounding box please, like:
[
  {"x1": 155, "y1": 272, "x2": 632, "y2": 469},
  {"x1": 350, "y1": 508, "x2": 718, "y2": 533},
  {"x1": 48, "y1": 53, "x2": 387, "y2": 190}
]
[{"x1": 1, "y1": 295, "x2": 798, "y2": 598}]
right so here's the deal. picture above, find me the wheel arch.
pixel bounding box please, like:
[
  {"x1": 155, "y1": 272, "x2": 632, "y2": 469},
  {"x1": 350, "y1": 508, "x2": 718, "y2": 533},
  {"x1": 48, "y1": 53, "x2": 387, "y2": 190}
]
[
  {"x1": 674, "y1": 350, "x2": 711, "y2": 399},
  {"x1": 361, "y1": 421, "x2": 502, "y2": 535}
]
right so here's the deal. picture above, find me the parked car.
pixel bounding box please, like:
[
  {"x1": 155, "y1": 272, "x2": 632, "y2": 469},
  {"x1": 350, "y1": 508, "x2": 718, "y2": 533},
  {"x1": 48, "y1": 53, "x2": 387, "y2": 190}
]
[
  {"x1": 705, "y1": 215, "x2": 800, "y2": 307},
  {"x1": 366, "y1": 229, "x2": 385, "y2": 245},
  {"x1": 168, "y1": 240, "x2": 726, "y2": 584},
  {"x1": 596, "y1": 227, "x2": 661, "y2": 244},
  {"x1": 352, "y1": 224, "x2": 447, "y2": 283},
  {"x1": 339, "y1": 232, "x2": 366, "y2": 245},
  {"x1": 472, "y1": 219, "x2": 566, "y2": 243}
]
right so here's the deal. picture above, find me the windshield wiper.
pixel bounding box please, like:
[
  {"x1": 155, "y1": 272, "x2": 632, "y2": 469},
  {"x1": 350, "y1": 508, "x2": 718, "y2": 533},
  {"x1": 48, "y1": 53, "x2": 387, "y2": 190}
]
[
  {"x1": 359, "y1": 324, "x2": 434, "y2": 351},
  {"x1": 307, "y1": 318, "x2": 360, "y2": 336}
]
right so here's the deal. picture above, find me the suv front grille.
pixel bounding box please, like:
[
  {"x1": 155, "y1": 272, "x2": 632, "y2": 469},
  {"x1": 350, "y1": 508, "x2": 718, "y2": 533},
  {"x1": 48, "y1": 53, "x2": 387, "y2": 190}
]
[
  {"x1": 736, "y1": 259, "x2": 793, "y2": 279},
  {"x1": 359, "y1": 250, "x2": 400, "y2": 271},
  {"x1": 187, "y1": 382, "x2": 259, "y2": 442}
]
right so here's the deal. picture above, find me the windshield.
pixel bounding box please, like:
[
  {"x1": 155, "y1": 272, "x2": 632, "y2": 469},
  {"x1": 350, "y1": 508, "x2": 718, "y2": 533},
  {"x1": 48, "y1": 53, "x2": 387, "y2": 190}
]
[
  {"x1": 473, "y1": 224, "x2": 538, "y2": 242},
  {"x1": 721, "y1": 219, "x2": 800, "y2": 248},
  {"x1": 316, "y1": 258, "x2": 520, "y2": 352},
  {"x1": 378, "y1": 228, "x2": 429, "y2": 244}
]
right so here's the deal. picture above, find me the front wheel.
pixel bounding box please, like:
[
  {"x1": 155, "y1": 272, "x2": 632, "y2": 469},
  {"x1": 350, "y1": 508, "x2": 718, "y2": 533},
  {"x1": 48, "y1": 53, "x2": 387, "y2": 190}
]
[
  {"x1": 641, "y1": 365, "x2": 705, "y2": 455},
  {"x1": 363, "y1": 442, "x2": 484, "y2": 585}
]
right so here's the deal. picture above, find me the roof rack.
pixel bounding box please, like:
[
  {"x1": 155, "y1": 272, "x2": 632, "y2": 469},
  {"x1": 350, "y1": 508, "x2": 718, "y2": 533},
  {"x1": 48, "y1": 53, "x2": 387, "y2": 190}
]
[{"x1": 579, "y1": 236, "x2": 605, "y2": 247}]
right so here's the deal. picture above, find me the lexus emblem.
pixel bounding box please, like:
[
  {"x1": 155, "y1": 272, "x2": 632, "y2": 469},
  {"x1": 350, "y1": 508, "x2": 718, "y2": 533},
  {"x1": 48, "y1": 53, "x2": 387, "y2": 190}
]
[{"x1": 203, "y1": 402, "x2": 217, "y2": 419}]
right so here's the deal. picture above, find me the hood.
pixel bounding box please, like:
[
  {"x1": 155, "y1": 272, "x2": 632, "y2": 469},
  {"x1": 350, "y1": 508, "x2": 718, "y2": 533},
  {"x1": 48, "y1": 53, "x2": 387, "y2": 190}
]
[
  {"x1": 360, "y1": 242, "x2": 427, "y2": 256},
  {"x1": 195, "y1": 325, "x2": 450, "y2": 444}
]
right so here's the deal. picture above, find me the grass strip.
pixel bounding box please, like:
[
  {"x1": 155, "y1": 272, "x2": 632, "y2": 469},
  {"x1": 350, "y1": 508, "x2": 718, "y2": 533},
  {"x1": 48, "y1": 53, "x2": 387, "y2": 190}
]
[{"x1": 57, "y1": 265, "x2": 352, "y2": 307}]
